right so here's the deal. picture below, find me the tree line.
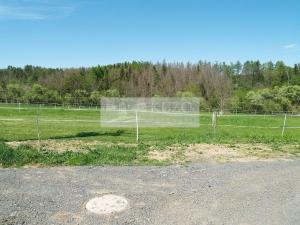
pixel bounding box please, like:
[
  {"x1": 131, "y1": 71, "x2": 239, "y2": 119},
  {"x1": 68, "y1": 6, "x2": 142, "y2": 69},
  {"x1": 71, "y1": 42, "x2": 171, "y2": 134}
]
[{"x1": 0, "y1": 61, "x2": 300, "y2": 112}]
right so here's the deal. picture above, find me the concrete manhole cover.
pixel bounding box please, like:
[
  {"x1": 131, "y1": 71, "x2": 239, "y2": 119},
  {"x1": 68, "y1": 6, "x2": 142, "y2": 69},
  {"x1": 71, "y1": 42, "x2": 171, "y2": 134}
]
[{"x1": 86, "y1": 195, "x2": 129, "y2": 215}]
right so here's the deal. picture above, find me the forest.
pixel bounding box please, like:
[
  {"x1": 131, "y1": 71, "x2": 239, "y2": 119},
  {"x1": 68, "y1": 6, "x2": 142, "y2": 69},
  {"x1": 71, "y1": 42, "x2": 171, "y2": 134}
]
[{"x1": 0, "y1": 60, "x2": 300, "y2": 112}]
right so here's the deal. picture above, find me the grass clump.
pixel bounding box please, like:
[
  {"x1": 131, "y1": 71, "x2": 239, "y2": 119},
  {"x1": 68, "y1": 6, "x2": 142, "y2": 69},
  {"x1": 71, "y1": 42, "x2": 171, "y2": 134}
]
[{"x1": 0, "y1": 142, "x2": 140, "y2": 168}]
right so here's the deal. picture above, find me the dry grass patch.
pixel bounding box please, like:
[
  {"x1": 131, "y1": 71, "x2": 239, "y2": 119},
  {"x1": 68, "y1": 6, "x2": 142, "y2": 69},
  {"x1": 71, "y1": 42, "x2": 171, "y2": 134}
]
[
  {"x1": 147, "y1": 144, "x2": 185, "y2": 163},
  {"x1": 148, "y1": 150, "x2": 175, "y2": 161},
  {"x1": 148, "y1": 143, "x2": 300, "y2": 163},
  {"x1": 185, "y1": 144, "x2": 240, "y2": 162}
]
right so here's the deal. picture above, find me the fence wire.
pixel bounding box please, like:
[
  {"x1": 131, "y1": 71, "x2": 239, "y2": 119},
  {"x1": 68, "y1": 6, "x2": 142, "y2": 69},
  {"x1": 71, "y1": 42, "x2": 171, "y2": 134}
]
[{"x1": 0, "y1": 102, "x2": 299, "y2": 142}]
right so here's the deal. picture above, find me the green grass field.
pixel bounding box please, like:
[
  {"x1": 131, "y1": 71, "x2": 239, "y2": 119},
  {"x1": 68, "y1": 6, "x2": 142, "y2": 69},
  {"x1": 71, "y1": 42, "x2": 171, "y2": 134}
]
[
  {"x1": 0, "y1": 103, "x2": 300, "y2": 167},
  {"x1": 1, "y1": 103, "x2": 300, "y2": 144}
]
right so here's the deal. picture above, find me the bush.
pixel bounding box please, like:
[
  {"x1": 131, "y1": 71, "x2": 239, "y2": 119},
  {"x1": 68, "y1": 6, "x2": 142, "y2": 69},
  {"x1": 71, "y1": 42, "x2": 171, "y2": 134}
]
[
  {"x1": 245, "y1": 91, "x2": 263, "y2": 112},
  {"x1": 262, "y1": 100, "x2": 282, "y2": 113},
  {"x1": 104, "y1": 89, "x2": 120, "y2": 97}
]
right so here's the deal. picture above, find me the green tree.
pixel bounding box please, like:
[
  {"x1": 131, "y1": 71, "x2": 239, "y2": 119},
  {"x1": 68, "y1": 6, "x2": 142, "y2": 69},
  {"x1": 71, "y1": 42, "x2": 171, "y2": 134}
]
[
  {"x1": 46, "y1": 90, "x2": 61, "y2": 103},
  {"x1": 7, "y1": 83, "x2": 23, "y2": 102},
  {"x1": 278, "y1": 85, "x2": 300, "y2": 105},
  {"x1": 262, "y1": 62, "x2": 274, "y2": 86},
  {"x1": 63, "y1": 93, "x2": 73, "y2": 106},
  {"x1": 274, "y1": 61, "x2": 287, "y2": 85},
  {"x1": 74, "y1": 89, "x2": 89, "y2": 106},
  {"x1": 25, "y1": 84, "x2": 48, "y2": 103},
  {"x1": 90, "y1": 91, "x2": 102, "y2": 105},
  {"x1": 245, "y1": 91, "x2": 263, "y2": 111},
  {"x1": 0, "y1": 85, "x2": 5, "y2": 101}
]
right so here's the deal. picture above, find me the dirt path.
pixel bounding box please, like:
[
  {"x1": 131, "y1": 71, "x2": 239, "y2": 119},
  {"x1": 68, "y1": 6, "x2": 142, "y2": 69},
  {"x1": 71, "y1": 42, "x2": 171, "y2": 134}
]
[{"x1": 1, "y1": 160, "x2": 300, "y2": 225}]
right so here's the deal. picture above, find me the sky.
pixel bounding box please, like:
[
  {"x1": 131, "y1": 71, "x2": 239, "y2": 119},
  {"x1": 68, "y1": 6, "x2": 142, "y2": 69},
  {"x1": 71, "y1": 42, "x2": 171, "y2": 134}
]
[{"x1": 0, "y1": 0, "x2": 299, "y2": 68}]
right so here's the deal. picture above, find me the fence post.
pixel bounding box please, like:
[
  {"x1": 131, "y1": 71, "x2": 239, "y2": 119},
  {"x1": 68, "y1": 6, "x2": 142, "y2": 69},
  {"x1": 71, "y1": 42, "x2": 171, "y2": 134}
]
[
  {"x1": 212, "y1": 111, "x2": 217, "y2": 133},
  {"x1": 36, "y1": 108, "x2": 41, "y2": 150},
  {"x1": 18, "y1": 102, "x2": 21, "y2": 112},
  {"x1": 136, "y1": 110, "x2": 139, "y2": 143},
  {"x1": 281, "y1": 113, "x2": 287, "y2": 137}
]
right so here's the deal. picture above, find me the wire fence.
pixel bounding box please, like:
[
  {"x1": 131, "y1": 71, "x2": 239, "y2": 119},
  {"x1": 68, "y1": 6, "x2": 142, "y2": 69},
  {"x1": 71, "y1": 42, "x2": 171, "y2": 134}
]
[
  {"x1": 1, "y1": 100, "x2": 300, "y2": 114},
  {"x1": 0, "y1": 102, "x2": 300, "y2": 144}
]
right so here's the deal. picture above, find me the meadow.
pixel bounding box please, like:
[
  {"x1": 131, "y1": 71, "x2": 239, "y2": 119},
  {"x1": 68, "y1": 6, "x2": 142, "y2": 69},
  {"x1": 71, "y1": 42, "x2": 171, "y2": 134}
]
[{"x1": 0, "y1": 103, "x2": 300, "y2": 167}]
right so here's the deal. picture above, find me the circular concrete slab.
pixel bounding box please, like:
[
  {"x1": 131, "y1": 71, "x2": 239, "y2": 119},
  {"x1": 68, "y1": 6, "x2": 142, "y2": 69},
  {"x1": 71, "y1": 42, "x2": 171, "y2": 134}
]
[{"x1": 86, "y1": 195, "x2": 129, "y2": 215}]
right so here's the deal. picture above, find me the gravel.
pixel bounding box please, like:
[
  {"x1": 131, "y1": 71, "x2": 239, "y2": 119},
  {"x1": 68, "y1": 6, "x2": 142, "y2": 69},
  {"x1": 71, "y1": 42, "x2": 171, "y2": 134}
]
[{"x1": 0, "y1": 160, "x2": 300, "y2": 225}]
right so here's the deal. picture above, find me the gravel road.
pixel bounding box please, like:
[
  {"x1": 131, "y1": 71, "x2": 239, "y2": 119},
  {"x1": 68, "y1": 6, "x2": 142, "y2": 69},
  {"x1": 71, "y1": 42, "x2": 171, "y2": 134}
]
[{"x1": 1, "y1": 160, "x2": 300, "y2": 225}]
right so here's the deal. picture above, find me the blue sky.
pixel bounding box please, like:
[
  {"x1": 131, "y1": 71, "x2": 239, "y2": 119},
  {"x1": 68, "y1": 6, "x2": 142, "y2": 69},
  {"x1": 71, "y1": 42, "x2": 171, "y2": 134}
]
[{"x1": 0, "y1": 0, "x2": 299, "y2": 68}]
